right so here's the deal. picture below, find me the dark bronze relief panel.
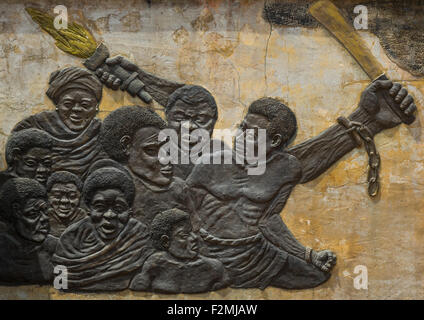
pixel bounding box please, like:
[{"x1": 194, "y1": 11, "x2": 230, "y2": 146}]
[{"x1": 0, "y1": 2, "x2": 419, "y2": 293}]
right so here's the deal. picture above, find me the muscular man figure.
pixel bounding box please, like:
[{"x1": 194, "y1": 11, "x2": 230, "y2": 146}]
[{"x1": 187, "y1": 86, "x2": 416, "y2": 289}]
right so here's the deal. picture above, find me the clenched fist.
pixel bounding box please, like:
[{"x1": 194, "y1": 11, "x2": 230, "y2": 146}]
[
  {"x1": 311, "y1": 249, "x2": 337, "y2": 272},
  {"x1": 356, "y1": 80, "x2": 417, "y2": 133}
]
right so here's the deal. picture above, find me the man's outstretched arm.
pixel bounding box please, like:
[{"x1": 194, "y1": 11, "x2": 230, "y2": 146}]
[
  {"x1": 288, "y1": 80, "x2": 417, "y2": 184},
  {"x1": 96, "y1": 56, "x2": 185, "y2": 106},
  {"x1": 259, "y1": 183, "x2": 336, "y2": 272}
]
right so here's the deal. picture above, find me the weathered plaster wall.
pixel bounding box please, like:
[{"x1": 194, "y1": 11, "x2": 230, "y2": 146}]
[{"x1": 1, "y1": 0, "x2": 424, "y2": 299}]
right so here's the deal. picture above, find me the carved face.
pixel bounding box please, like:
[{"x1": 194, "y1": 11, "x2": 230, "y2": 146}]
[
  {"x1": 126, "y1": 126, "x2": 173, "y2": 186},
  {"x1": 14, "y1": 147, "x2": 52, "y2": 185},
  {"x1": 166, "y1": 100, "x2": 216, "y2": 146},
  {"x1": 13, "y1": 197, "x2": 49, "y2": 243},
  {"x1": 239, "y1": 113, "x2": 274, "y2": 155},
  {"x1": 167, "y1": 220, "x2": 198, "y2": 260},
  {"x1": 56, "y1": 89, "x2": 98, "y2": 131},
  {"x1": 48, "y1": 183, "x2": 81, "y2": 223},
  {"x1": 89, "y1": 189, "x2": 131, "y2": 242}
]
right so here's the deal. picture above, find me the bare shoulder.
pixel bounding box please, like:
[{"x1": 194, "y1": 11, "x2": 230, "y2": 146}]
[
  {"x1": 144, "y1": 251, "x2": 174, "y2": 270},
  {"x1": 280, "y1": 151, "x2": 303, "y2": 183},
  {"x1": 199, "y1": 255, "x2": 225, "y2": 274}
]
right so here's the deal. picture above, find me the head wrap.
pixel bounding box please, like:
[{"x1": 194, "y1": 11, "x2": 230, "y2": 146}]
[{"x1": 46, "y1": 67, "x2": 103, "y2": 104}]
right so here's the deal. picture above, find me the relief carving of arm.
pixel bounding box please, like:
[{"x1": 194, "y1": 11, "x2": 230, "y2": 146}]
[
  {"x1": 288, "y1": 80, "x2": 417, "y2": 184},
  {"x1": 96, "y1": 55, "x2": 185, "y2": 106},
  {"x1": 259, "y1": 184, "x2": 336, "y2": 272}
]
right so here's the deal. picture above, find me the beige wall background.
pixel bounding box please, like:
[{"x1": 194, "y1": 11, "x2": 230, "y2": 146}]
[{"x1": 0, "y1": 0, "x2": 424, "y2": 299}]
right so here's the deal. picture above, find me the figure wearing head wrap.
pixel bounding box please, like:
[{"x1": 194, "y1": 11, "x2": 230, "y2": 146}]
[
  {"x1": 99, "y1": 106, "x2": 188, "y2": 226},
  {"x1": 52, "y1": 164, "x2": 153, "y2": 291},
  {"x1": 46, "y1": 67, "x2": 102, "y2": 107},
  {"x1": 0, "y1": 178, "x2": 57, "y2": 284},
  {"x1": 12, "y1": 67, "x2": 106, "y2": 179}
]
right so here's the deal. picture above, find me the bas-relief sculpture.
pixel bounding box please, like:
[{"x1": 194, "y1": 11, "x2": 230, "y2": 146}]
[
  {"x1": 46, "y1": 171, "x2": 86, "y2": 237},
  {"x1": 129, "y1": 208, "x2": 228, "y2": 293},
  {"x1": 53, "y1": 166, "x2": 151, "y2": 291},
  {"x1": 0, "y1": 4, "x2": 419, "y2": 293},
  {"x1": 99, "y1": 106, "x2": 188, "y2": 226},
  {"x1": 0, "y1": 178, "x2": 56, "y2": 284},
  {"x1": 12, "y1": 67, "x2": 106, "y2": 179}
]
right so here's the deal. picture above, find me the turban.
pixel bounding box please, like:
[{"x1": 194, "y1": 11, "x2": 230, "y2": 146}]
[{"x1": 46, "y1": 67, "x2": 103, "y2": 104}]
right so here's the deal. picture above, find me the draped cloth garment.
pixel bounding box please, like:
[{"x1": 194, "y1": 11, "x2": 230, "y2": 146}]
[
  {"x1": 53, "y1": 217, "x2": 152, "y2": 291},
  {"x1": 13, "y1": 111, "x2": 106, "y2": 179}
]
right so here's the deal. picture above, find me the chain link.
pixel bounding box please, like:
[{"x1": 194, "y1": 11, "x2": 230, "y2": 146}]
[{"x1": 338, "y1": 117, "x2": 380, "y2": 197}]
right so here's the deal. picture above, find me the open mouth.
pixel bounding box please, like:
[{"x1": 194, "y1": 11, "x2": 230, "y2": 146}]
[
  {"x1": 160, "y1": 167, "x2": 173, "y2": 176},
  {"x1": 101, "y1": 224, "x2": 116, "y2": 234},
  {"x1": 35, "y1": 175, "x2": 47, "y2": 183},
  {"x1": 38, "y1": 225, "x2": 49, "y2": 234},
  {"x1": 56, "y1": 207, "x2": 72, "y2": 216},
  {"x1": 70, "y1": 115, "x2": 83, "y2": 124}
]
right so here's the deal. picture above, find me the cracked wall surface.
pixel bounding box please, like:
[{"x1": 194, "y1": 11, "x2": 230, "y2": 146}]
[{"x1": 1, "y1": 0, "x2": 424, "y2": 299}]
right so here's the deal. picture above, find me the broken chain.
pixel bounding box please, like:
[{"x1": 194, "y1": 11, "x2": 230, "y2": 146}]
[{"x1": 338, "y1": 116, "x2": 380, "y2": 197}]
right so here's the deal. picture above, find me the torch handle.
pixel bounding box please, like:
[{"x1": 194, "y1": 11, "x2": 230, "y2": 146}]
[
  {"x1": 105, "y1": 64, "x2": 153, "y2": 103},
  {"x1": 84, "y1": 43, "x2": 152, "y2": 104}
]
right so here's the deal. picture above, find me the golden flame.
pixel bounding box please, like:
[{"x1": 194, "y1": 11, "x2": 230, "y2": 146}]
[{"x1": 26, "y1": 7, "x2": 97, "y2": 59}]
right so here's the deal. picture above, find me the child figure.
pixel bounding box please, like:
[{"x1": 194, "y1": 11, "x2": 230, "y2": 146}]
[{"x1": 130, "y1": 208, "x2": 228, "y2": 293}]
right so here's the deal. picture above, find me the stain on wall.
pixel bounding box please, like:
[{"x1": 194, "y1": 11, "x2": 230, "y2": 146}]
[
  {"x1": 263, "y1": 0, "x2": 319, "y2": 27},
  {"x1": 263, "y1": 0, "x2": 424, "y2": 77}
]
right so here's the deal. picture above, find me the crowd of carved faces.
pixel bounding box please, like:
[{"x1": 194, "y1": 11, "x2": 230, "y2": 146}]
[{"x1": 0, "y1": 58, "x2": 417, "y2": 292}]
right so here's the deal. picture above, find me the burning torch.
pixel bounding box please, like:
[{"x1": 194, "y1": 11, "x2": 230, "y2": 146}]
[{"x1": 26, "y1": 8, "x2": 152, "y2": 104}]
